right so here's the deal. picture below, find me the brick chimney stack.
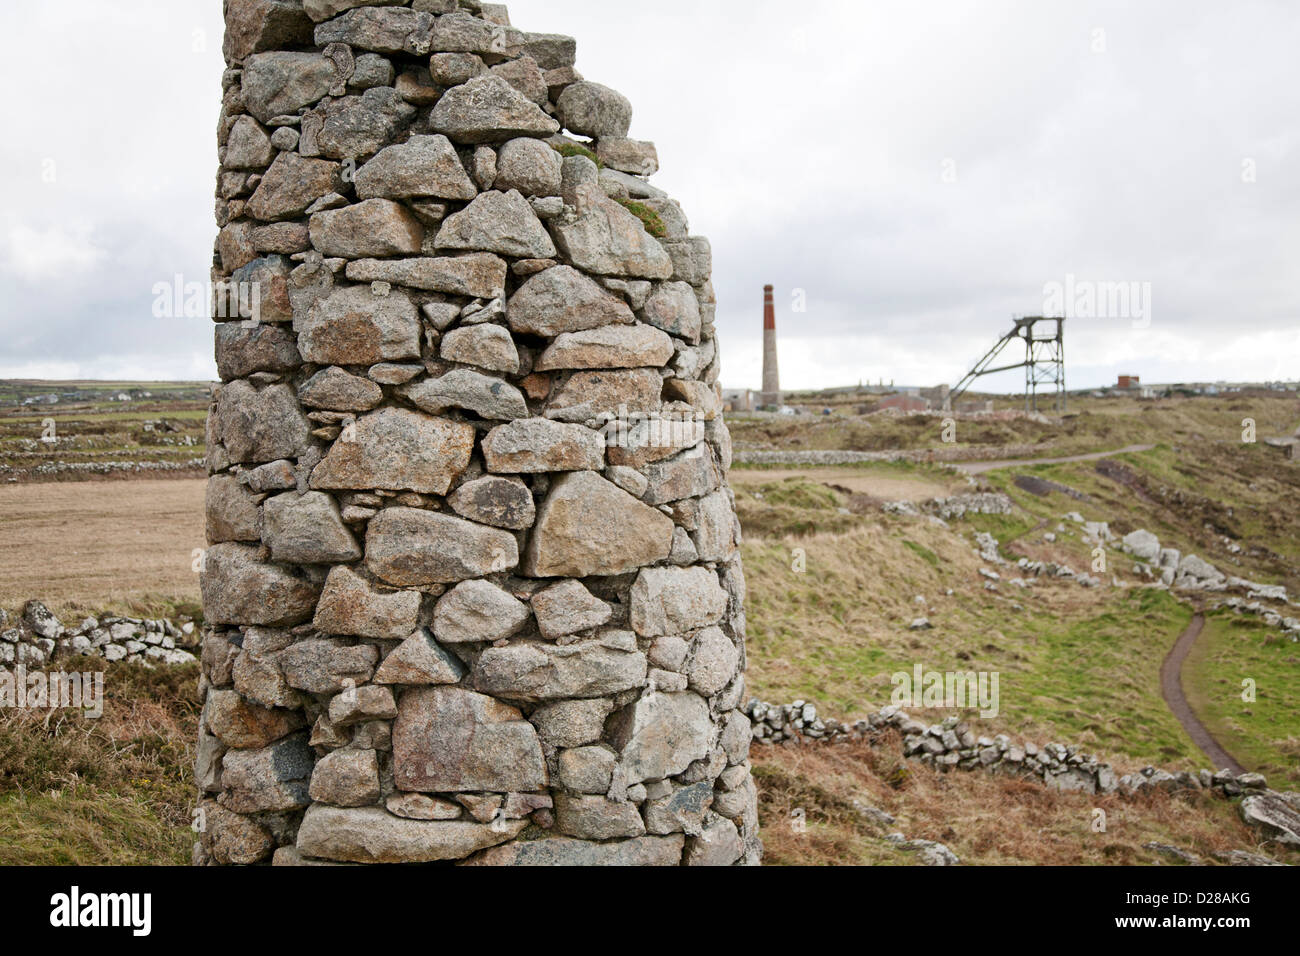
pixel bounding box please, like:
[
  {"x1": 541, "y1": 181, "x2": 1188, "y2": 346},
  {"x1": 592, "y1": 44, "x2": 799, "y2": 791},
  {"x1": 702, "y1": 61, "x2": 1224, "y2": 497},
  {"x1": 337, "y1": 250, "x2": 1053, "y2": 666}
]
[{"x1": 760, "y1": 284, "x2": 781, "y2": 407}]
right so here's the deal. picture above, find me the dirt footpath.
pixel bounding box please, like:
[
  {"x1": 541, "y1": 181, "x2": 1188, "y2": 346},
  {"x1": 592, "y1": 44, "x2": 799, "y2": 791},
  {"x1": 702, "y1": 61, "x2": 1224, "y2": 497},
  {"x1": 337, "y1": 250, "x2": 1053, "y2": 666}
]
[
  {"x1": 729, "y1": 468, "x2": 964, "y2": 502},
  {"x1": 954, "y1": 444, "x2": 1156, "y2": 475},
  {"x1": 0, "y1": 478, "x2": 204, "y2": 613},
  {"x1": 1160, "y1": 613, "x2": 1245, "y2": 774}
]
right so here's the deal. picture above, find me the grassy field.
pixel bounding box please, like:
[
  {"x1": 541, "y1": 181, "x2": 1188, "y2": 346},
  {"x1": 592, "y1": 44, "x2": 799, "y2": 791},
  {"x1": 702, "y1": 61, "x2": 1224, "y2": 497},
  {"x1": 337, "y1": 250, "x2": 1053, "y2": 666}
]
[
  {"x1": 0, "y1": 479, "x2": 205, "y2": 616},
  {"x1": 736, "y1": 444, "x2": 1298, "y2": 863},
  {"x1": 753, "y1": 737, "x2": 1284, "y2": 866},
  {"x1": 0, "y1": 380, "x2": 209, "y2": 480},
  {"x1": 731, "y1": 430, "x2": 1300, "y2": 780},
  {"x1": 0, "y1": 388, "x2": 1296, "y2": 864},
  {"x1": 4, "y1": 651, "x2": 1287, "y2": 867},
  {"x1": 1185, "y1": 613, "x2": 1300, "y2": 787},
  {"x1": 731, "y1": 391, "x2": 1299, "y2": 459},
  {"x1": 730, "y1": 462, "x2": 967, "y2": 502},
  {"x1": 738, "y1": 486, "x2": 1207, "y2": 769}
]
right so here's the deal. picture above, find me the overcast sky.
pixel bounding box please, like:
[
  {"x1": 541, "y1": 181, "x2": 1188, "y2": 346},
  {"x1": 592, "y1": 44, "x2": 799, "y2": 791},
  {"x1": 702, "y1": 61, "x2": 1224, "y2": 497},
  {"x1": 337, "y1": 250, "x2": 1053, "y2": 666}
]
[{"x1": 2, "y1": 0, "x2": 1297, "y2": 391}]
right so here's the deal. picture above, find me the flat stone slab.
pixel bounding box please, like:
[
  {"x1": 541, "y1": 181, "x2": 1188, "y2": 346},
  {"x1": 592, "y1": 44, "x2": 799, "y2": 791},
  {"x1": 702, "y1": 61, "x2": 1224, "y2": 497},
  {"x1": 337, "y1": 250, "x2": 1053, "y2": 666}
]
[
  {"x1": 1240, "y1": 792, "x2": 1300, "y2": 845},
  {"x1": 201, "y1": 543, "x2": 321, "y2": 627},
  {"x1": 296, "y1": 804, "x2": 525, "y2": 863},
  {"x1": 430, "y1": 75, "x2": 559, "y2": 144},
  {"x1": 463, "y1": 834, "x2": 684, "y2": 866},
  {"x1": 297, "y1": 285, "x2": 421, "y2": 365},
  {"x1": 344, "y1": 254, "x2": 507, "y2": 298},
  {"x1": 311, "y1": 407, "x2": 475, "y2": 495},
  {"x1": 312, "y1": 565, "x2": 421, "y2": 639},
  {"x1": 473, "y1": 631, "x2": 646, "y2": 702},
  {"x1": 366, "y1": 506, "x2": 519, "y2": 585},
  {"x1": 507, "y1": 264, "x2": 634, "y2": 336},
  {"x1": 523, "y1": 471, "x2": 674, "y2": 577},
  {"x1": 392, "y1": 686, "x2": 547, "y2": 792}
]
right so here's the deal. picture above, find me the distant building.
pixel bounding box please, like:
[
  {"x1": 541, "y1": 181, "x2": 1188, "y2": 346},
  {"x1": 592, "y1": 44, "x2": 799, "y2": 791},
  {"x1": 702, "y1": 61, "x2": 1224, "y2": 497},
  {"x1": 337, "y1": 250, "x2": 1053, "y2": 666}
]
[
  {"x1": 722, "y1": 389, "x2": 755, "y2": 412},
  {"x1": 1117, "y1": 375, "x2": 1140, "y2": 390},
  {"x1": 878, "y1": 393, "x2": 931, "y2": 413},
  {"x1": 920, "y1": 384, "x2": 950, "y2": 407}
]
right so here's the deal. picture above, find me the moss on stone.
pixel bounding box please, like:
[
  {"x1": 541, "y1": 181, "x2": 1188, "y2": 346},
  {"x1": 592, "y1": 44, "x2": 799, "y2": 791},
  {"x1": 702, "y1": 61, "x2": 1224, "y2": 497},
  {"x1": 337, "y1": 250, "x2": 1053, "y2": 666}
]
[
  {"x1": 550, "y1": 141, "x2": 603, "y2": 168},
  {"x1": 615, "y1": 198, "x2": 667, "y2": 239}
]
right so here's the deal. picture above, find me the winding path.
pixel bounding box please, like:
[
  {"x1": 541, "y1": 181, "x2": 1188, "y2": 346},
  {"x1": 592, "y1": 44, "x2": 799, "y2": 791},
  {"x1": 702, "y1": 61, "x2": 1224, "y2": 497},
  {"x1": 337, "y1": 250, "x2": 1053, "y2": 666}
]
[
  {"x1": 946, "y1": 441, "x2": 1246, "y2": 769},
  {"x1": 953, "y1": 443, "x2": 1156, "y2": 475},
  {"x1": 1159, "y1": 614, "x2": 1245, "y2": 774}
]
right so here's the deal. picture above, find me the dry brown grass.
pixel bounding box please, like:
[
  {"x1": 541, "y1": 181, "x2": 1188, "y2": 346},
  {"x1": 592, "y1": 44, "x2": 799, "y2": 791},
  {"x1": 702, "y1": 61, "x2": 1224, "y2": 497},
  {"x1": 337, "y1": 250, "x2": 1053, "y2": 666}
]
[
  {"x1": 753, "y1": 736, "x2": 1298, "y2": 866},
  {"x1": 0, "y1": 478, "x2": 204, "y2": 616},
  {"x1": 0, "y1": 657, "x2": 199, "y2": 865}
]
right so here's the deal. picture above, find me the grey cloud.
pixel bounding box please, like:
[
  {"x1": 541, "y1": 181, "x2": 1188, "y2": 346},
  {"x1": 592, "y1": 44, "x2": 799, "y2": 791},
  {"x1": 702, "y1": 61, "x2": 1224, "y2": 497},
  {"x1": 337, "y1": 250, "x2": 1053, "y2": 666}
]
[{"x1": 2, "y1": 0, "x2": 1296, "y2": 390}]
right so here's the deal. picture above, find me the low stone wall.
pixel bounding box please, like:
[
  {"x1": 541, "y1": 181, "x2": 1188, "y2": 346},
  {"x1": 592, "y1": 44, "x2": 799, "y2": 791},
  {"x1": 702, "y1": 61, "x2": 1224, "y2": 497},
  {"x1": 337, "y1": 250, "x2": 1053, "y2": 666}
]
[
  {"x1": 1, "y1": 459, "x2": 207, "y2": 480},
  {"x1": 733, "y1": 444, "x2": 1044, "y2": 467},
  {"x1": 1214, "y1": 597, "x2": 1300, "y2": 640},
  {"x1": 1118, "y1": 527, "x2": 1291, "y2": 603},
  {"x1": 0, "y1": 600, "x2": 198, "y2": 667},
  {"x1": 746, "y1": 699, "x2": 1277, "y2": 801},
  {"x1": 882, "y1": 492, "x2": 1010, "y2": 521}
]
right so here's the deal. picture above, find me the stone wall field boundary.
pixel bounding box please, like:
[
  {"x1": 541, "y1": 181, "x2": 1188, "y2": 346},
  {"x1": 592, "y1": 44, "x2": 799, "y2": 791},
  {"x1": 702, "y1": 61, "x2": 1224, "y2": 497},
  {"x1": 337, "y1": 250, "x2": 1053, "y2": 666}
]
[{"x1": 747, "y1": 698, "x2": 1300, "y2": 849}]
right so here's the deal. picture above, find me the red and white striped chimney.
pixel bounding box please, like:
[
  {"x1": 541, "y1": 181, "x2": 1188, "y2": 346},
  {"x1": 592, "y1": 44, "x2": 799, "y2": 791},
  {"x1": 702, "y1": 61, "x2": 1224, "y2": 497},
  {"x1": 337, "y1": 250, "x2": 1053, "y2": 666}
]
[{"x1": 760, "y1": 284, "x2": 780, "y2": 407}]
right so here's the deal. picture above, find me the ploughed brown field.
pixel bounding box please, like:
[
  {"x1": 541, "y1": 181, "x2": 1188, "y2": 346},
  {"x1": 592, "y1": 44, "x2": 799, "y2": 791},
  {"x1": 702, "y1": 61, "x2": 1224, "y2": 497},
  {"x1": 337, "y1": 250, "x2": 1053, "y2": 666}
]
[{"x1": 0, "y1": 478, "x2": 204, "y2": 614}]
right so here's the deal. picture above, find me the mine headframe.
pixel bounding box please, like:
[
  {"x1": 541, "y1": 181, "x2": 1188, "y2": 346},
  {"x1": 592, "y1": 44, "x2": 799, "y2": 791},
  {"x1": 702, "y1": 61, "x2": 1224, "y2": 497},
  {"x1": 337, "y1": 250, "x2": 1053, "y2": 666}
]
[{"x1": 947, "y1": 316, "x2": 1065, "y2": 414}]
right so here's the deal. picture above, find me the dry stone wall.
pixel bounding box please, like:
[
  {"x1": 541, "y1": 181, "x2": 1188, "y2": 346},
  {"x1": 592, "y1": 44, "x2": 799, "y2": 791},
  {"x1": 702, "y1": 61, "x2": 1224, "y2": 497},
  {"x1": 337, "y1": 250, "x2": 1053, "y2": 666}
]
[
  {"x1": 747, "y1": 698, "x2": 1286, "y2": 802},
  {"x1": 1, "y1": 601, "x2": 198, "y2": 668},
  {"x1": 198, "y1": 0, "x2": 758, "y2": 866}
]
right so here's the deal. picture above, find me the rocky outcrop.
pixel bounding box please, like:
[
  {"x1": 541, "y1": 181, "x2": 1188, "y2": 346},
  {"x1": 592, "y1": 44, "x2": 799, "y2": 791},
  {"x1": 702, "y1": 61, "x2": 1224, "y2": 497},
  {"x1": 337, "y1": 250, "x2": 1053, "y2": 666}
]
[
  {"x1": 1239, "y1": 792, "x2": 1300, "y2": 845},
  {"x1": 201, "y1": 0, "x2": 754, "y2": 867},
  {"x1": 1119, "y1": 526, "x2": 1290, "y2": 602}
]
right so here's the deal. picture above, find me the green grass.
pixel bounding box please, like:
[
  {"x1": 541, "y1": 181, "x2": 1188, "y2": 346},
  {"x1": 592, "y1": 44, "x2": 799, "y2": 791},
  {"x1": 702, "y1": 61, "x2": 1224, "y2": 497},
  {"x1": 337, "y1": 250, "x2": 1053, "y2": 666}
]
[
  {"x1": 614, "y1": 198, "x2": 667, "y2": 239},
  {"x1": 0, "y1": 791, "x2": 192, "y2": 865},
  {"x1": 1185, "y1": 613, "x2": 1300, "y2": 787},
  {"x1": 750, "y1": 478, "x2": 844, "y2": 510},
  {"x1": 1002, "y1": 589, "x2": 1200, "y2": 765},
  {"x1": 902, "y1": 539, "x2": 940, "y2": 567},
  {"x1": 0, "y1": 389, "x2": 209, "y2": 474},
  {"x1": 5, "y1": 409, "x2": 208, "y2": 425},
  {"x1": 961, "y1": 511, "x2": 1042, "y2": 547},
  {"x1": 732, "y1": 458, "x2": 962, "y2": 483},
  {"x1": 743, "y1": 517, "x2": 1205, "y2": 767},
  {"x1": 550, "y1": 141, "x2": 603, "y2": 167},
  {"x1": 731, "y1": 441, "x2": 1297, "y2": 776},
  {"x1": 734, "y1": 479, "x2": 864, "y2": 538}
]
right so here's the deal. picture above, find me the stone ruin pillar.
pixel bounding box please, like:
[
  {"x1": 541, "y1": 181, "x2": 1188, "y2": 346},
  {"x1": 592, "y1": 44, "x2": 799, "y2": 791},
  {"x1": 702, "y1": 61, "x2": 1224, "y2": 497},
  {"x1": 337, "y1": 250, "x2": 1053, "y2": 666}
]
[{"x1": 198, "y1": 0, "x2": 760, "y2": 866}]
